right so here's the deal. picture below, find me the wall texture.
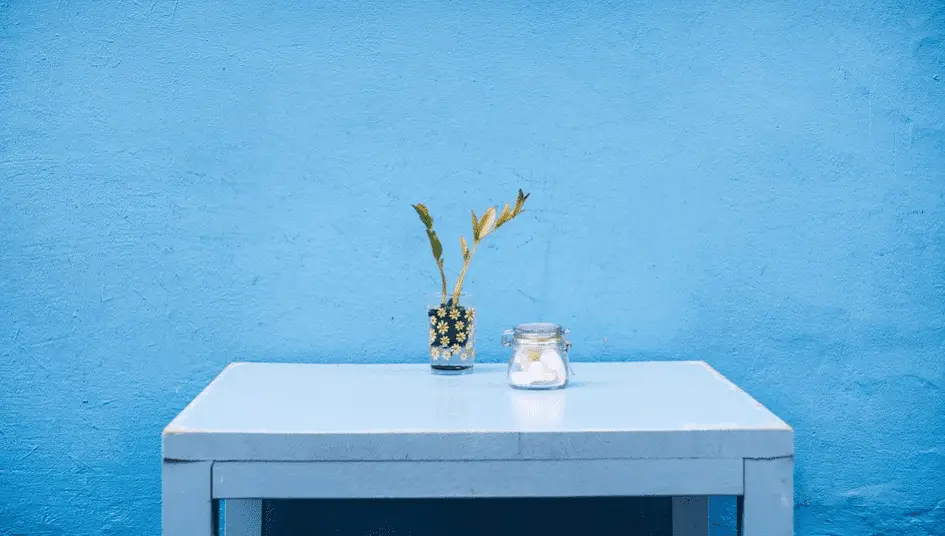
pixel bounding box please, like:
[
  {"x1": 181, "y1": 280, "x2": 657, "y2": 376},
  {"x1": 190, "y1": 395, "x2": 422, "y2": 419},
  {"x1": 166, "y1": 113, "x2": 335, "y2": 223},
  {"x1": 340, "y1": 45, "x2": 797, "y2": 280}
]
[{"x1": 2, "y1": 1, "x2": 944, "y2": 534}]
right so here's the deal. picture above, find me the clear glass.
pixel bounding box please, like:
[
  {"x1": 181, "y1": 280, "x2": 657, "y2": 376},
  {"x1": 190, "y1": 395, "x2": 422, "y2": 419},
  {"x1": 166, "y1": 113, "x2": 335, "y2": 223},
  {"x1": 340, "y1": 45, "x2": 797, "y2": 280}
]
[
  {"x1": 502, "y1": 322, "x2": 571, "y2": 389},
  {"x1": 427, "y1": 293, "x2": 475, "y2": 375}
]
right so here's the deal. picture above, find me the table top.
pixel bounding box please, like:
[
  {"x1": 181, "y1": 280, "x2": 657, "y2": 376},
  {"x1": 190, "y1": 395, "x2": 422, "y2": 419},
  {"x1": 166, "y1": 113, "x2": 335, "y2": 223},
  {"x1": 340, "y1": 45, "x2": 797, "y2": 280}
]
[{"x1": 163, "y1": 361, "x2": 792, "y2": 462}]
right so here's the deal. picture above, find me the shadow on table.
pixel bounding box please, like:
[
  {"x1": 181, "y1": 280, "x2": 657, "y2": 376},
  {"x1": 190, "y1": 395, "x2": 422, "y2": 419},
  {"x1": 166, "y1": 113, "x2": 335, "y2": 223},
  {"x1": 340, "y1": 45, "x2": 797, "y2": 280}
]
[{"x1": 263, "y1": 496, "x2": 672, "y2": 535}]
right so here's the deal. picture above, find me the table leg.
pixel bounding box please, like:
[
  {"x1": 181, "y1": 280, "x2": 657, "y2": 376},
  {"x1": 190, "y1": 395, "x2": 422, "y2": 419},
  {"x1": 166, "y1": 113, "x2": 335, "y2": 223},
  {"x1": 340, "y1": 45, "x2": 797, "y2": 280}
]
[
  {"x1": 672, "y1": 496, "x2": 708, "y2": 536},
  {"x1": 742, "y1": 457, "x2": 793, "y2": 536},
  {"x1": 225, "y1": 499, "x2": 263, "y2": 536},
  {"x1": 163, "y1": 460, "x2": 215, "y2": 536},
  {"x1": 736, "y1": 495, "x2": 744, "y2": 536}
]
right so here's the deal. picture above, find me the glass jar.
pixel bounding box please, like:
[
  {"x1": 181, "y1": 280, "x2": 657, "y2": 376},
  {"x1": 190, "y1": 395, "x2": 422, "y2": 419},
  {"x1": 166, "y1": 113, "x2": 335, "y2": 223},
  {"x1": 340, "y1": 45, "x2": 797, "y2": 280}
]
[
  {"x1": 502, "y1": 322, "x2": 571, "y2": 389},
  {"x1": 427, "y1": 293, "x2": 475, "y2": 375}
]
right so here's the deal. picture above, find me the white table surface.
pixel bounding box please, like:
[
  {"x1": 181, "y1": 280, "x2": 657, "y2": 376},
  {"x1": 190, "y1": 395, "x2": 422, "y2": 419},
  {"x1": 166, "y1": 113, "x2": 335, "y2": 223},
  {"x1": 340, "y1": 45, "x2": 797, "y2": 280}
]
[
  {"x1": 163, "y1": 361, "x2": 792, "y2": 461},
  {"x1": 161, "y1": 361, "x2": 795, "y2": 536}
]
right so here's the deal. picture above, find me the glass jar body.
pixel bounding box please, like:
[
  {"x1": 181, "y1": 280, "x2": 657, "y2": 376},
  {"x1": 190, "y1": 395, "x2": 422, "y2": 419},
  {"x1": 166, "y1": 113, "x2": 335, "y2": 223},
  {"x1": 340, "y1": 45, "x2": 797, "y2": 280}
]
[{"x1": 503, "y1": 323, "x2": 571, "y2": 389}]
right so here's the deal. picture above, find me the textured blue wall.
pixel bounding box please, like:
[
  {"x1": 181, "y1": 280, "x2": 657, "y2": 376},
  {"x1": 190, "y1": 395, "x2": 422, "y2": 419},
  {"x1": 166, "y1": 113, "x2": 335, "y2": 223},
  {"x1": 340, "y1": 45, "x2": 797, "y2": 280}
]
[{"x1": 2, "y1": 1, "x2": 944, "y2": 534}]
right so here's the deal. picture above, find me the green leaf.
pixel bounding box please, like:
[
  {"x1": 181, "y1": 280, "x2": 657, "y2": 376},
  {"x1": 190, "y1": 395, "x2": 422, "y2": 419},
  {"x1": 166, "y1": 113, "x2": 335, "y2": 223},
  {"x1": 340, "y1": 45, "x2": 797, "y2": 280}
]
[
  {"x1": 412, "y1": 203, "x2": 433, "y2": 228},
  {"x1": 471, "y1": 210, "x2": 480, "y2": 242},
  {"x1": 478, "y1": 207, "x2": 496, "y2": 238},
  {"x1": 426, "y1": 229, "x2": 443, "y2": 260},
  {"x1": 460, "y1": 236, "x2": 469, "y2": 261}
]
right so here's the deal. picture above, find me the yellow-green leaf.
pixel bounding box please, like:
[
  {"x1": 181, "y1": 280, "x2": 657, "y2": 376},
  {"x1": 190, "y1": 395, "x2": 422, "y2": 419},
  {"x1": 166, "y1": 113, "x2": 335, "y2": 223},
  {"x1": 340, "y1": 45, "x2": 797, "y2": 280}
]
[
  {"x1": 495, "y1": 203, "x2": 513, "y2": 228},
  {"x1": 471, "y1": 210, "x2": 480, "y2": 242},
  {"x1": 478, "y1": 207, "x2": 497, "y2": 238},
  {"x1": 412, "y1": 203, "x2": 433, "y2": 228},
  {"x1": 460, "y1": 236, "x2": 469, "y2": 260},
  {"x1": 514, "y1": 189, "x2": 530, "y2": 214},
  {"x1": 426, "y1": 229, "x2": 443, "y2": 260}
]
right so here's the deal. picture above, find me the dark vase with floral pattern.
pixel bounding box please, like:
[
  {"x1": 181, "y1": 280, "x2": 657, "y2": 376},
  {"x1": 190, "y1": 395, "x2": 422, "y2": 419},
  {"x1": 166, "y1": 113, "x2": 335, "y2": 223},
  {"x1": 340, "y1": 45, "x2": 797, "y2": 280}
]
[{"x1": 428, "y1": 294, "x2": 475, "y2": 374}]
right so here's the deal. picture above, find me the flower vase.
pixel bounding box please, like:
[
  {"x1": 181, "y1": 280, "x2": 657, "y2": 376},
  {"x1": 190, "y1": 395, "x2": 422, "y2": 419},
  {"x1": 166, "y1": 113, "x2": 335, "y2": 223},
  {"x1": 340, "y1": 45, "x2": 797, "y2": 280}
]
[{"x1": 428, "y1": 294, "x2": 475, "y2": 375}]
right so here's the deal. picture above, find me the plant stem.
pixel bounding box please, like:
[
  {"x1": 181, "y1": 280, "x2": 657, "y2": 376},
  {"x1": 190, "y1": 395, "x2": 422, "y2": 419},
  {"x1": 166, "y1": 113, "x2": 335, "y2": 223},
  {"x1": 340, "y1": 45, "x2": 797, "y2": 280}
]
[
  {"x1": 451, "y1": 244, "x2": 478, "y2": 305},
  {"x1": 438, "y1": 260, "x2": 448, "y2": 304}
]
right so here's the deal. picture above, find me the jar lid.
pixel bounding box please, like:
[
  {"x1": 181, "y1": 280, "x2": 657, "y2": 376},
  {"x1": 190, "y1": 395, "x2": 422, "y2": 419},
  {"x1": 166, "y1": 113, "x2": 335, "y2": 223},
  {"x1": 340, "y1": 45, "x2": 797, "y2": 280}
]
[
  {"x1": 502, "y1": 322, "x2": 571, "y2": 350},
  {"x1": 512, "y1": 322, "x2": 568, "y2": 342},
  {"x1": 512, "y1": 322, "x2": 566, "y2": 339}
]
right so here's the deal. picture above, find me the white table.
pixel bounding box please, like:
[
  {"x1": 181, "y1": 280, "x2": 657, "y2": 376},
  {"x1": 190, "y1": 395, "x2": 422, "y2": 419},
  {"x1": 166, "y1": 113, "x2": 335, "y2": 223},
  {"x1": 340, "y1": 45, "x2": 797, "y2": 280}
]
[{"x1": 162, "y1": 362, "x2": 793, "y2": 535}]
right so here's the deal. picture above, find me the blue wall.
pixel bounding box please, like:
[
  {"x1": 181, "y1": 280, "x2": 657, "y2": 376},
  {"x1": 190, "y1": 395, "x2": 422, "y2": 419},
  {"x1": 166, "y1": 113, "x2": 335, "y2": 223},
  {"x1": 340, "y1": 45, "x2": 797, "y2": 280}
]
[{"x1": 2, "y1": 1, "x2": 944, "y2": 534}]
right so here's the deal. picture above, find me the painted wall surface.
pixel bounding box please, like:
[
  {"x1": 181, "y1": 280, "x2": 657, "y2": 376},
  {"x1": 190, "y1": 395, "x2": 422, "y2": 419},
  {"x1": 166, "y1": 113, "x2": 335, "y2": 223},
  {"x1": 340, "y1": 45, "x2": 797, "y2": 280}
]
[{"x1": 2, "y1": 1, "x2": 944, "y2": 534}]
